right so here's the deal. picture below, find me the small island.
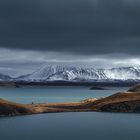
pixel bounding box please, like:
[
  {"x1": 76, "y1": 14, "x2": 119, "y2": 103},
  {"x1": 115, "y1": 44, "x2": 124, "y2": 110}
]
[
  {"x1": 90, "y1": 86, "x2": 107, "y2": 90},
  {"x1": 1, "y1": 84, "x2": 140, "y2": 117}
]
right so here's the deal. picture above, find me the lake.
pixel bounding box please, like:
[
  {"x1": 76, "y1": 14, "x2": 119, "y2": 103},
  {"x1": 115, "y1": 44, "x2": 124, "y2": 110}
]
[
  {"x1": 1, "y1": 86, "x2": 140, "y2": 140},
  {"x1": 0, "y1": 86, "x2": 127, "y2": 103}
]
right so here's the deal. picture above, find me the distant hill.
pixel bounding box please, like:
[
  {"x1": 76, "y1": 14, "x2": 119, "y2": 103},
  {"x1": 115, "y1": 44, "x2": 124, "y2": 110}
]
[{"x1": 0, "y1": 73, "x2": 12, "y2": 81}]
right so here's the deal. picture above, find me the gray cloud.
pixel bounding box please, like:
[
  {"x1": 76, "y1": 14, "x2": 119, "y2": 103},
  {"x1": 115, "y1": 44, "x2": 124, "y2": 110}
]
[
  {"x1": 0, "y1": 48, "x2": 140, "y2": 76},
  {"x1": 0, "y1": 0, "x2": 140, "y2": 55},
  {"x1": 0, "y1": 48, "x2": 140, "y2": 67}
]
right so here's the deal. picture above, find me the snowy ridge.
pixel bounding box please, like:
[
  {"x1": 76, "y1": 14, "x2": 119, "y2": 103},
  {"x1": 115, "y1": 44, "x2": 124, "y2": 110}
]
[
  {"x1": 17, "y1": 66, "x2": 140, "y2": 82},
  {"x1": 103, "y1": 67, "x2": 140, "y2": 80}
]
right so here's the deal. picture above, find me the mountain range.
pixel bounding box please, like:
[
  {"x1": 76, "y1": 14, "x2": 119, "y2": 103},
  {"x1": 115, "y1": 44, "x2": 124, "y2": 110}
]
[{"x1": 1, "y1": 65, "x2": 139, "y2": 82}]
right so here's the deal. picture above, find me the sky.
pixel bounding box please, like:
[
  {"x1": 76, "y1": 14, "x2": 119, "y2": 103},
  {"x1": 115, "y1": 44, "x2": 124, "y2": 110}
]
[{"x1": 0, "y1": 0, "x2": 140, "y2": 76}]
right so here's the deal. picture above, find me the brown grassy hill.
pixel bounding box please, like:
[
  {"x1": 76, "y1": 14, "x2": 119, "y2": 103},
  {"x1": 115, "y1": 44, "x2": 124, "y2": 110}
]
[
  {"x1": 0, "y1": 99, "x2": 35, "y2": 116},
  {"x1": 90, "y1": 91, "x2": 140, "y2": 112},
  {"x1": 128, "y1": 84, "x2": 140, "y2": 92}
]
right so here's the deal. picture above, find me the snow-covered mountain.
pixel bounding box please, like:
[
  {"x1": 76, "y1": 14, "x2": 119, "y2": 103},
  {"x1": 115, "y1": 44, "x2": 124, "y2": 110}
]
[
  {"x1": 0, "y1": 73, "x2": 12, "y2": 81},
  {"x1": 16, "y1": 66, "x2": 140, "y2": 82}
]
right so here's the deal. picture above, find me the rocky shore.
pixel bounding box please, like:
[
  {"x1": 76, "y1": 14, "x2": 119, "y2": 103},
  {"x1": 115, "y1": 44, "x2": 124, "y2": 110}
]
[{"x1": 1, "y1": 84, "x2": 140, "y2": 117}]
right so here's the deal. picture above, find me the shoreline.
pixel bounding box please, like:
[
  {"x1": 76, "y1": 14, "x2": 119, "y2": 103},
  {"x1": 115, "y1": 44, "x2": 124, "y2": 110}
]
[{"x1": 0, "y1": 81, "x2": 138, "y2": 88}]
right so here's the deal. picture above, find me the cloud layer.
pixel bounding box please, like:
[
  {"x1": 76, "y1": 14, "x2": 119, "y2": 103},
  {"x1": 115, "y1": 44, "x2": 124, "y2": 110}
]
[
  {"x1": 0, "y1": 0, "x2": 140, "y2": 76},
  {"x1": 0, "y1": 48, "x2": 140, "y2": 69},
  {"x1": 0, "y1": 0, "x2": 140, "y2": 55}
]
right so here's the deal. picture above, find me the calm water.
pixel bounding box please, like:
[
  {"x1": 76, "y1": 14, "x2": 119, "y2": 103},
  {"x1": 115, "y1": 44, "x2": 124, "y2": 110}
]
[
  {"x1": 0, "y1": 86, "x2": 127, "y2": 103},
  {"x1": 1, "y1": 112, "x2": 140, "y2": 140},
  {"x1": 1, "y1": 86, "x2": 140, "y2": 140}
]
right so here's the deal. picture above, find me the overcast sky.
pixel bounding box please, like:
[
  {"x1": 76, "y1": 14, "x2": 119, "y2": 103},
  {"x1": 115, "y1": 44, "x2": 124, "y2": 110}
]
[{"x1": 0, "y1": 0, "x2": 140, "y2": 76}]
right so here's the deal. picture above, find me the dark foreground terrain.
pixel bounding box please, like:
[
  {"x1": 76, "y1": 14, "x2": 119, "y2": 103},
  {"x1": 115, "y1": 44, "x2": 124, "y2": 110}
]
[{"x1": 1, "y1": 84, "x2": 140, "y2": 117}]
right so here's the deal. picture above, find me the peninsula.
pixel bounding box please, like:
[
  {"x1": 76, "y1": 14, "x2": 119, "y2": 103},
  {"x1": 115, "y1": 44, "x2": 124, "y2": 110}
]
[{"x1": 1, "y1": 84, "x2": 140, "y2": 117}]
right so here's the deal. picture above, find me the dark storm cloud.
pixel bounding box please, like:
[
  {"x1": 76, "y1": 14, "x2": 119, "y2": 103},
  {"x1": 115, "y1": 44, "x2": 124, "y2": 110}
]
[{"x1": 0, "y1": 0, "x2": 140, "y2": 54}]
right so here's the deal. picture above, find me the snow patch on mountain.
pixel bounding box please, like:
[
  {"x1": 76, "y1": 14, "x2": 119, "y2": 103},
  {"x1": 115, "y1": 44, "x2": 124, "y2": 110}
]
[{"x1": 103, "y1": 67, "x2": 140, "y2": 80}]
